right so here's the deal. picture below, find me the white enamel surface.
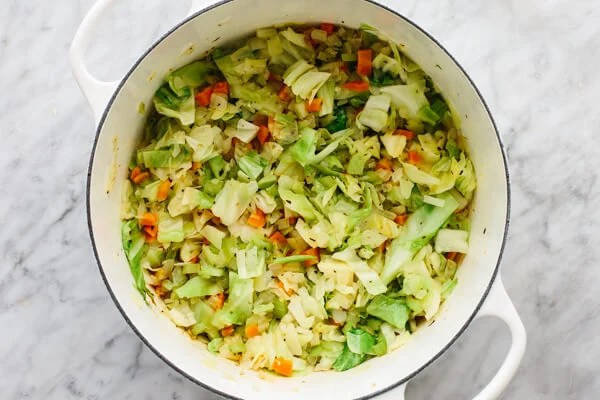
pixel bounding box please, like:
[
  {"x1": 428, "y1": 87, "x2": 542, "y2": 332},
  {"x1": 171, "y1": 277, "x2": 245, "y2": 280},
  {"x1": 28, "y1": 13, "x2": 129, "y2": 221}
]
[{"x1": 87, "y1": 0, "x2": 509, "y2": 398}]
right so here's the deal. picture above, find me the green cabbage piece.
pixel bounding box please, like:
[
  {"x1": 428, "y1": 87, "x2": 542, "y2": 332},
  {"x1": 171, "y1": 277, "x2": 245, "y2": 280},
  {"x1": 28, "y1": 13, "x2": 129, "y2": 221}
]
[
  {"x1": 366, "y1": 294, "x2": 409, "y2": 329},
  {"x1": 175, "y1": 276, "x2": 223, "y2": 298},
  {"x1": 138, "y1": 148, "x2": 192, "y2": 169},
  {"x1": 332, "y1": 344, "x2": 368, "y2": 371},
  {"x1": 380, "y1": 192, "x2": 459, "y2": 284},
  {"x1": 278, "y1": 175, "x2": 319, "y2": 221},
  {"x1": 346, "y1": 328, "x2": 377, "y2": 355},
  {"x1": 401, "y1": 273, "x2": 442, "y2": 320},
  {"x1": 357, "y1": 94, "x2": 391, "y2": 132},
  {"x1": 332, "y1": 248, "x2": 387, "y2": 295},
  {"x1": 167, "y1": 187, "x2": 213, "y2": 217},
  {"x1": 283, "y1": 60, "x2": 331, "y2": 101},
  {"x1": 213, "y1": 272, "x2": 254, "y2": 328},
  {"x1": 238, "y1": 151, "x2": 267, "y2": 180},
  {"x1": 167, "y1": 61, "x2": 212, "y2": 96},
  {"x1": 157, "y1": 212, "x2": 184, "y2": 244},
  {"x1": 434, "y1": 229, "x2": 469, "y2": 253},
  {"x1": 379, "y1": 82, "x2": 429, "y2": 121},
  {"x1": 230, "y1": 82, "x2": 285, "y2": 114},
  {"x1": 211, "y1": 180, "x2": 258, "y2": 226},
  {"x1": 236, "y1": 246, "x2": 267, "y2": 279},
  {"x1": 153, "y1": 84, "x2": 195, "y2": 125},
  {"x1": 121, "y1": 221, "x2": 149, "y2": 298}
]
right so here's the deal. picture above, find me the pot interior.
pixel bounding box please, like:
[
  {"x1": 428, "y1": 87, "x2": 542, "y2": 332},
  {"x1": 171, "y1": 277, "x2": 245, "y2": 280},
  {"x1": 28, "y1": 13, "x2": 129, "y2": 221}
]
[{"x1": 88, "y1": 0, "x2": 508, "y2": 398}]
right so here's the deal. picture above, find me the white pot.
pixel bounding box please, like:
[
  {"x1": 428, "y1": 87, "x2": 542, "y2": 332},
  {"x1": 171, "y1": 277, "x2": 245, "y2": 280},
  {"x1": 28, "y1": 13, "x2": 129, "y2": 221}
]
[{"x1": 71, "y1": 1, "x2": 526, "y2": 399}]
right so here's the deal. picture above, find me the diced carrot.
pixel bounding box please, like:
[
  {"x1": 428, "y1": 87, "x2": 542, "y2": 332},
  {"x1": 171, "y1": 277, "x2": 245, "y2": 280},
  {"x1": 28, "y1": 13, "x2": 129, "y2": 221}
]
[
  {"x1": 221, "y1": 325, "x2": 235, "y2": 337},
  {"x1": 356, "y1": 49, "x2": 373, "y2": 77},
  {"x1": 267, "y1": 72, "x2": 281, "y2": 82},
  {"x1": 245, "y1": 324, "x2": 260, "y2": 338},
  {"x1": 143, "y1": 225, "x2": 157, "y2": 242},
  {"x1": 132, "y1": 171, "x2": 149, "y2": 184},
  {"x1": 212, "y1": 81, "x2": 229, "y2": 94},
  {"x1": 394, "y1": 214, "x2": 408, "y2": 225},
  {"x1": 130, "y1": 166, "x2": 142, "y2": 181},
  {"x1": 257, "y1": 125, "x2": 270, "y2": 144},
  {"x1": 301, "y1": 247, "x2": 320, "y2": 266},
  {"x1": 191, "y1": 161, "x2": 202, "y2": 171},
  {"x1": 140, "y1": 212, "x2": 157, "y2": 227},
  {"x1": 195, "y1": 86, "x2": 213, "y2": 107},
  {"x1": 342, "y1": 80, "x2": 369, "y2": 92},
  {"x1": 272, "y1": 357, "x2": 293, "y2": 377},
  {"x1": 208, "y1": 293, "x2": 226, "y2": 311},
  {"x1": 253, "y1": 113, "x2": 269, "y2": 126},
  {"x1": 306, "y1": 98, "x2": 322, "y2": 113},
  {"x1": 247, "y1": 209, "x2": 266, "y2": 228},
  {"x1": 320, "y1": 22, "x2": 335, "y2": 35},
  {"x1": 269, "y1": 231, "x2": 288, "y2": 247},
  {"x1": 375, "y1": 158, "x2": 393, "y2": 171},
  {"x1": 278, "y1": 85, "x2": 291, "y2": 101},
  {"x1": 446, "y1": 252, "x2": 458, "y2": 261},
  {"x1": 189, "y1": 255, "x2": 199, "y2": 264},
  {"x1": 156, "y1": 180, "x2": 171, "y2": 202},
  {"x1": 407, "y1": 150, "x2": 422, "y2": 164},
  {"x1": 395, "y1": 129, "x2": 415, "y2": 140},
  {"x1": 288, "y1": 216, "x2": 297, "y2": 225}
]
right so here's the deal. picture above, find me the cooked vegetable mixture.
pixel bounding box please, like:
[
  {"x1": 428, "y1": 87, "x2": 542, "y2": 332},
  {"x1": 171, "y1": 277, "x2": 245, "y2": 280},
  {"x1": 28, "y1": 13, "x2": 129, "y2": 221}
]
[{"x1": 121, "y1": 23, "x2": 476, "y2": 376}]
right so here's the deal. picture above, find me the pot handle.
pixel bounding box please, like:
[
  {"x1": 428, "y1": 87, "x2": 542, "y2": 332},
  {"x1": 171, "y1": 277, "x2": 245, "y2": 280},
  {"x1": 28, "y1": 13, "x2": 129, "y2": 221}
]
[
  {"x1": 377, "y1": 276, "x2": 526, "y2": 400},
  {"x1": 69, "y1": 0, "x2": 120, "y2": 124},
  {"x1": 470, "y1": 276, "x2": 527, "y2": 399}
]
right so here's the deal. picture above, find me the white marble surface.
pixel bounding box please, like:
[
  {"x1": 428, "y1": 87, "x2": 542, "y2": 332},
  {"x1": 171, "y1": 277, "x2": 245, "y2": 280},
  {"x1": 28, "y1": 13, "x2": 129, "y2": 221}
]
[{"x1": 1, "y1": 0, "x2": 598, "y2": 399}]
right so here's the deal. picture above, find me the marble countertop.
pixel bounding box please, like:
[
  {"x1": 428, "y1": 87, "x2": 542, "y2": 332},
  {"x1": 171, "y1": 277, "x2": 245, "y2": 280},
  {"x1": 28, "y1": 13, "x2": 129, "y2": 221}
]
[{"x1": 2, "y1": 0, "x2": 598, "y2": 398}]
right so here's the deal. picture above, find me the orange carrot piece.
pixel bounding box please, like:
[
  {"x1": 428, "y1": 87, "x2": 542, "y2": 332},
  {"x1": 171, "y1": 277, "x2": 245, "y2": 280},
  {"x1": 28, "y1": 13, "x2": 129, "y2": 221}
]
[
  {"x1": 257, "y1": 125, "x2": 270, "y2": 145},
  {"x1": 356, "y1": 49, "x2": 373, "y2": 77},
  {"x1": 395, "y1": 129, "x2": 415, "y2": 140},
  {"x1": 247, "y1": 209, "x2": 266, "y2": 228},
  {"x1": 143, "y1": 225, "x2": 157, "y2": 242},
  {"x1": 245, "y1": 324, "x2": 260, "y2": 338},
  {"x1": 140, "y1": 212, "x2": 157, "y2": 227},
  {"x1": 269, "y1": 231, "x2": 287, "y2": 247},
  {"x1": 375, "y1": 158, "x2": 393, "y2": 171},
  {"x1": 407, "y1": 151, "x2": 422, "y2": 164},
  {"x1": 320, "y1": 22, "x2": 335, "y2": 35},
  {"x1": 195, "y1": 86, "x2": 213, "y2": 107},
  {"x1": 191, "y1": 161, "x2": 202, "y2": 171},
  {"x1": 306, "y1": 98, "x2": 322, "y2": 113},
  {"x1": 221, "y1": 325, "x2": 235, "y2": 337},
  {"x1": 208, "y1": 293, "x2": 226, "y2": 311},
  {"x1": 301, "y1": 247, "x2": 320, "y2": 266},
  {"x1": 342, "y1": 80, "x2": 369, "y2": 92},
  {"x1": 272, "y1": 357, "x2": 293, "y2": 377},
  {"x1": 156, "y1": 180, "x2": 171, "y2": 201},
  {"x1": 278, "y1": 85, "x2": 291, "y2": 101},
  {"x1": 394, "y1": 214, "x2": 408, "y2": 225},
  {"x1": 446, "y1": 252, "x2": 458, "y2": 261},
  {"x1": 132, "y1": 172, "x2": 149, "y2": 184},
  {"x1": 212, "y1": 81, "x2": 229, "y2": 94},
  {"x1": 130, "y1": 166, "x2": 142, "y2": 181}
]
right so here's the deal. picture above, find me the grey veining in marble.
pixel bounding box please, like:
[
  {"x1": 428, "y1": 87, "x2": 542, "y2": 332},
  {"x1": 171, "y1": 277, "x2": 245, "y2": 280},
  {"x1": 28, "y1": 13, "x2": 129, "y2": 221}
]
[{"x1": 1, "y1": 0, "x2": 598, "y2": 399}]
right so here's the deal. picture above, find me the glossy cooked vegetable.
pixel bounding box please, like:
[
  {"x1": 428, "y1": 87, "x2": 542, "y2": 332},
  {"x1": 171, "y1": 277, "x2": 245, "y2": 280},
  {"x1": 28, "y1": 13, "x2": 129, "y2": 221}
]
[{"x1": 121, "y1": 23, "x2": 476, "y2": 376}]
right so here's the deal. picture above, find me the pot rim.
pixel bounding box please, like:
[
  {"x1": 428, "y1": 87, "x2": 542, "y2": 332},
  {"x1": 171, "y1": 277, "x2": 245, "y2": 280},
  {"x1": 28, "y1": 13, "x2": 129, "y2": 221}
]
[{"x1": 85, "y1": 1, "x2": 511, "y2": 398}]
